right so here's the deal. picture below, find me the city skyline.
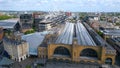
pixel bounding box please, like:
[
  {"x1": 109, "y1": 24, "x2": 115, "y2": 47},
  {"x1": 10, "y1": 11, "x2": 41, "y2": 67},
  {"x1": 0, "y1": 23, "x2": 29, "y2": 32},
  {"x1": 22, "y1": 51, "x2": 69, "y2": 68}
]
[{"x1": 0, "y1": 0, "x2": 120, "y2": 12}]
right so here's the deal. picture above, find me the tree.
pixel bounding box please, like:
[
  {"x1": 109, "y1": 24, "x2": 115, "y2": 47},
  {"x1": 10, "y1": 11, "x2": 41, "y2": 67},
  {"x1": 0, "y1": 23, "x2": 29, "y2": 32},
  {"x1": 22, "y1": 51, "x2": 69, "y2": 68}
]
[
  {"x1": 26, "y1": 65, "x2": 31, "y2": 68},
  {"x1": 24, "y1": 29, "x2": 35, "y2": 35},
  {"x1": 0, "y1": 15, "x2": 13, "y2": 20},
  {"x1": 115, "y1": 22, "x2": 120, "y2": 26},
  {"x1": 97, "y1": 31, "x2": 103, "y2": 37}
]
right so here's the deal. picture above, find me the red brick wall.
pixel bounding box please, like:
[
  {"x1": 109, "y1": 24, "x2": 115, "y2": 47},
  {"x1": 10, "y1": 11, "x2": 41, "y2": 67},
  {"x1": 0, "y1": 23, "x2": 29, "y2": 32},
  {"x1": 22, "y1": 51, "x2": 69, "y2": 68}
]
[{"x1": 0, "y1": 28, "x2": 4, "y2": 40}]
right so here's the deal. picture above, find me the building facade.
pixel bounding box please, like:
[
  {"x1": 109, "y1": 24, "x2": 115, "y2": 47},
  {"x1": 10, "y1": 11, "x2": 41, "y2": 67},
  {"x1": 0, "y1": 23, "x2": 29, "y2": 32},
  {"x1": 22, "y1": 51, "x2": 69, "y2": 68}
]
[
  {"x1": 38, "y1": 47, "x2": 47, "y2": 58},
  {"x1": 20, "y1": 14, "x2": 33, "y2": 32},
  {"x1": 38, "y1": 20, "x2": 52, "y2": 32},
  {"x1": 0, "y1": 28, "x2": 4, "y2": 56},
  {"x1": 20, "y1": 14, "x2": 33, "y2": 25},
  {"x1": 38, "y1": 40, "x2": 116, "y2": 65},
  {"x1": 3, "y1": 37, "x2": 29, "y2": 62},
  {"x1": 38, "y1": 22, "x2": 116, "y2": 65}
]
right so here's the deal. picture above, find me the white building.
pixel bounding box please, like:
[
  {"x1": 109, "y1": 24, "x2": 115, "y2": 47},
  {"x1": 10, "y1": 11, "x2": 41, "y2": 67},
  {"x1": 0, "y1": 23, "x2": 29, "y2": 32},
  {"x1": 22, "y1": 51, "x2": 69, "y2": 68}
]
[
  {"x1": 89, "y1": 16, "x2": 99, "y2": 21},
  {"x1": 3, "y1": 37, "x2": 29, "y2": 62}
]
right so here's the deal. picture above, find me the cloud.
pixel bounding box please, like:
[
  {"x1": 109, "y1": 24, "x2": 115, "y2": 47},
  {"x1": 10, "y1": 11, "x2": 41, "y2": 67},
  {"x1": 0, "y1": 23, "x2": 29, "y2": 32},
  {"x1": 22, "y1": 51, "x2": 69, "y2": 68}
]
[{"x1": 0, "y1": 0, "x2": 120, "y2": 12}]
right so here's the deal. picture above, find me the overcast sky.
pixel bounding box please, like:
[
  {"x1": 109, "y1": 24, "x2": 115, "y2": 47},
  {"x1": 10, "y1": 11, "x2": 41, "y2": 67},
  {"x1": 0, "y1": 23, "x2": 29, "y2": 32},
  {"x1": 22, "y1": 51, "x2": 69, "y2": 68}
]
[{"x1": 0, "y1": 0, "x2": 120, "y2": 12}]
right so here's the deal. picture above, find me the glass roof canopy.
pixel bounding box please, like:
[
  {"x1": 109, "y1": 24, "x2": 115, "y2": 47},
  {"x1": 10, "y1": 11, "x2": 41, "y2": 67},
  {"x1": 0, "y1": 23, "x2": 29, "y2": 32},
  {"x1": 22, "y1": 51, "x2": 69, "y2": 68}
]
[{"x1": 55, "y1": 22, "x2": 96, "y2": 46}]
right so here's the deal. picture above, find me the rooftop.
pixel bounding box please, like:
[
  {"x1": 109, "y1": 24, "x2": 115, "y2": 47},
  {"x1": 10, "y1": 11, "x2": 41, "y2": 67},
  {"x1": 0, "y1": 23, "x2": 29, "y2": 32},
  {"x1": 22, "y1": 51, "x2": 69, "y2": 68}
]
[
  {"x1": 110, "y1": 37, "x2": 120, "y2": 42},
  {"x1": 55, "y1": 22, "x2": 96, "y2": 46},
  {"x1": 99, "y1": 21, "x2": 114, "y2": 28},
  {"x1": 3, "y1": 37, "x2": 26, "y2": 46},
  {"x1": 83, "y1": 22, "x2": 115, "y2": 50},
  {"x1": 102, "y1": 29, "x2": 120, "y2": 36},
  {"x1": 0, "y1": 18, "x2": 19, "y2": 29},
  {"x1": 22, "y1": 31, "x2": 50, "y2": 55},
  {"x1": 40, "y1": 19, "x2": 52, "y2": 24}
]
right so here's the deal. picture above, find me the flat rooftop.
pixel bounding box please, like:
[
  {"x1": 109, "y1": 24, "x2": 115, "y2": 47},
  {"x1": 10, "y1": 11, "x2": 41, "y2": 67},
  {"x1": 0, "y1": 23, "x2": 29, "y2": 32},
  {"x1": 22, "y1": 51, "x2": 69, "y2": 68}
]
[{"x1": 40, "y1": 19, "x2": 52, "y2": 24}]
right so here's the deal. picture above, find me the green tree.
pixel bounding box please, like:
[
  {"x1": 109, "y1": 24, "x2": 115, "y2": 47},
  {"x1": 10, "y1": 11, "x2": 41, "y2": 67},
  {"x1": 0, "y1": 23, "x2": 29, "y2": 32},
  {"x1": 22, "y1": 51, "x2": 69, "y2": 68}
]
[
  {"x1": 24, "y1": 29, "x2": 35, "y2": 35},
  {"x1": 26, "y1": 65, "x2": 31, "y2": 68},
  {"x1": 115, "y1": 22, "x2": 120, "y2": 26},
  {"x1": 0, "y1": 15, "x2": 13, "y2": 20},
  {"x1": 97, "y1": 31, "x2": 103, "y2": 37},
  {"x1": 79, "y1": 12, "x2": 88, "y2": 20}
]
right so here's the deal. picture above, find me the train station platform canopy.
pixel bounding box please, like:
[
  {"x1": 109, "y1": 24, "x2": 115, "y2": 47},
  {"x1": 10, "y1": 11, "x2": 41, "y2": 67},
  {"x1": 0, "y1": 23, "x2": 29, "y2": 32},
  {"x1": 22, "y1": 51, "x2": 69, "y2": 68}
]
[{"x1": 55, "y1": 22, "x2": 96, "y2": 46}]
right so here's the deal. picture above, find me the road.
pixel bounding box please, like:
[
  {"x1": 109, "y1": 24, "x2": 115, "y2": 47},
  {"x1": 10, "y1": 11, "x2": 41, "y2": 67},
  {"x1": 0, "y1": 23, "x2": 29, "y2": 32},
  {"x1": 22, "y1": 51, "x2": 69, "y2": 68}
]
[{"x1": 42, "y1": 62, "x2": 100, "y2": 68}]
